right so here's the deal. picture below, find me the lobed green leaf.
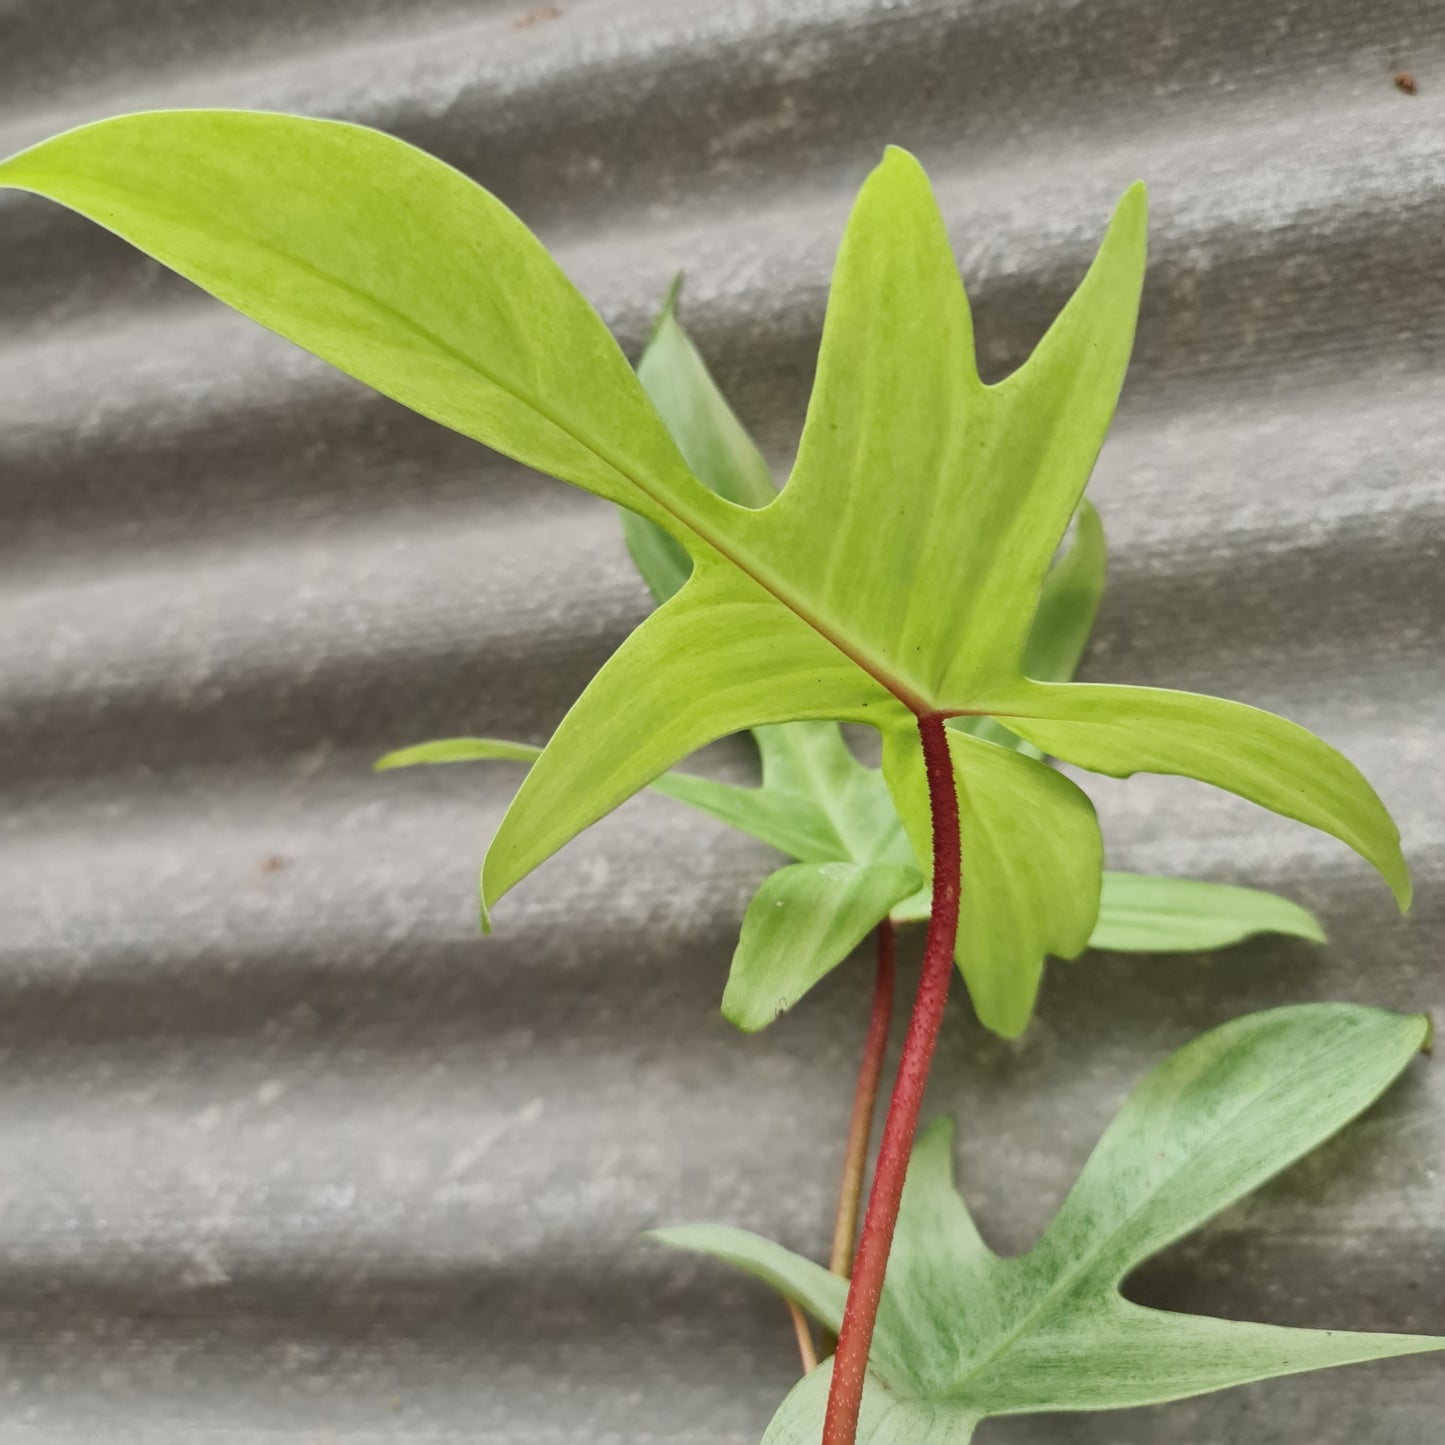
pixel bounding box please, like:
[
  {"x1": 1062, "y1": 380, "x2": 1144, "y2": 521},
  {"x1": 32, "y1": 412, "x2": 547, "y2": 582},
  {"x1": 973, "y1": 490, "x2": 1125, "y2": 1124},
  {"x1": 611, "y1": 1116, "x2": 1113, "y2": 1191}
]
[
  {"x1": 722, "y1": 861, "x2": 921, "y2": 1032},
  {"x1": 1001, "y1": 681, "x2": 1411, "y2": 909},
  {"x1": 1088, "y1": 872, "x2": 1326, "y2": 951},
  {"x1": 8, "y1": 113, "x2": 1397, "y2": 1032},
  {"x1": 662, "y1": 1005, "x2": 1439, "y2": 1441}
]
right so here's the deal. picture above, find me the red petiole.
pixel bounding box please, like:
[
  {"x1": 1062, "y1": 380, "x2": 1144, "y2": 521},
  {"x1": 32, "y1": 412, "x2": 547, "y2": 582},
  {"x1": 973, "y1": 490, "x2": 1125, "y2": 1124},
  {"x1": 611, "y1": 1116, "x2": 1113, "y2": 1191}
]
[{"x1": 822, "y1": 713, "x2": 962, "y2": 1445}]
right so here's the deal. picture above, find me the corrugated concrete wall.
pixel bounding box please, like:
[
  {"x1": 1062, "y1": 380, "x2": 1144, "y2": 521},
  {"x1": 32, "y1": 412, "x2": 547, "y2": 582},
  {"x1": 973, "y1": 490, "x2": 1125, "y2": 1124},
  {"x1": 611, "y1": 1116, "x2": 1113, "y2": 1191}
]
[{"x1": 1, "y1": 2, "x2": 1442, "y2": 1441}]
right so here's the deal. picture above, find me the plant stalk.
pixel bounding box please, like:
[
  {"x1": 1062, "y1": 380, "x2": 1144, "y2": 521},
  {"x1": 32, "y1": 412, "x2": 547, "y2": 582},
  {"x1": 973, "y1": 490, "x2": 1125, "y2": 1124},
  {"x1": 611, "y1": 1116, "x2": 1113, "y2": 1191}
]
[
  {"x1": 829, "y1": 919, "x2": 897, "y2": 1280},
  {"x1": 821, "y1": 713, "x2": 962, "y2": 1445},
  {"x1": 787, "y1": 1298, "x2": 819, "y2": 1374},
  {"x1": 816, "y1": 918, "x2": 897, "y2": 1358}
]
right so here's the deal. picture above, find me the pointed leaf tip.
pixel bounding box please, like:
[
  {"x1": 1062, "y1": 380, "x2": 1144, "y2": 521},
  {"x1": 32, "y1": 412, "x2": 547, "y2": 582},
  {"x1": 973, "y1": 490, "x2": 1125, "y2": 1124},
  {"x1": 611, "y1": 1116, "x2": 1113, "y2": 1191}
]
[
  {"x1": 646, "y1": 270, "x2": 685, "y2": 348},
  {"x1": 737, "y1": 1002, "x2": 1442, "y2": 1442},
  {"x1": 871, "y1": 143, "x2": 933, "y2": 197}
]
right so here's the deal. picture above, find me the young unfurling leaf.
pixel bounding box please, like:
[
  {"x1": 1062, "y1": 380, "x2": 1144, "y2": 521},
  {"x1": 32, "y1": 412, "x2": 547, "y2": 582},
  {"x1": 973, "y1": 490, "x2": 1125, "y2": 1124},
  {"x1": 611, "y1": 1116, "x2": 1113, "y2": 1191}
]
[
  {"x1": 655, "y1": 1005, "x2": 1441, "y2": 1442},
  {"x1": 1, "y1": 112, "x2": 1404, "y2": 1038}
]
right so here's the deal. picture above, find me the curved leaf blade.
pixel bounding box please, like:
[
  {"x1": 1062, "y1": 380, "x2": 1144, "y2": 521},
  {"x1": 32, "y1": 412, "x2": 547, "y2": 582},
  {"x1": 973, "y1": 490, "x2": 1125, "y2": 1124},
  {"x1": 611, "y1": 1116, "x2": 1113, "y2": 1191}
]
[
  {"x1": 376, "y1": 733, "x2": 853, "y2": 865},
  {"x1": 1001, "y1": 681, "x2": 1411, "y2": 909},
  {"x1": 481, "y1": 562, "x2": 898, "y2": 915},
  {"x1": 722, "y1": 861, "x2": 920, "y2": 1031},
  {"x1": 0, "y1": 110, "x2": 708, "y2": 537},
  {"x1": 974, "y1": 1298, "x2": 1444, "y2": 1417},
  {"x1": 883, "y1": 726, "x2": 1102, "y2": 1037},
  {"x1": 1091, "y1": 872, "x2": 1325, "y2": 952},
  {"x1": 648, "y1": 1225, "x2": 847, "y2": 1331},
  {"x1": 647, "y1": 769, "x2": 845, "y2": 864},
  {"x1": 374, "y1": 737, "x2": 542, "y2": 771},
  {"x1": 1036, "y1": 1005, "x2": 1430, "y2": 1293}
]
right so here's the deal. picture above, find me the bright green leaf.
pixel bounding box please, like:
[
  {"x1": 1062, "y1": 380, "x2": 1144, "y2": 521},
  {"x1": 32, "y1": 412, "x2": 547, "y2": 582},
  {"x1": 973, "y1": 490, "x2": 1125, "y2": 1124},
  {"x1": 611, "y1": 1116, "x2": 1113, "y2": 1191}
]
[
  {"x1": 1091, "y1": 872, "x2": 1325, "y2": 951},
  {"x1": 999, "y1": 681, "x2": 1411, "y2": 910},
  {"x1": 660, "y1": 1005, "x2": 1439, "y2": 1442},
  {"x1": 0, "y1": 110, "x2": 710, "y2": 542},
  {"x1": 951, "y1": 498, "x2": 1106, "y2": 754},
  {"x1": 722, "y1": 861, "x2": 921, "y2": 1032},
  {"x1": 479, "y1": 563, "x2": 897, "y2": 919},
  {"x1": 882, "y1": 724, "x2": 1102, "y2": 1037},
  {"x1": 482, "y1": 151, "x2": 1146, "y2": 990},
  {"x1": 9, "y1": 114, "x2": 1403, "y2": 1034},
  {"x1": 374, "y1": 737, "x2": 542, "y2": 771}
]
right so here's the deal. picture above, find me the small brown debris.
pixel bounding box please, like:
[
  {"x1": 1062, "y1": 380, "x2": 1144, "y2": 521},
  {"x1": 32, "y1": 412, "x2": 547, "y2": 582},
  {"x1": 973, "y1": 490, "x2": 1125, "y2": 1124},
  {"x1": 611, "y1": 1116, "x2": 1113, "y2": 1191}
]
[
  {"x1": 259, "y1": 853, "x2": 289, "y2": 875},
  {"x1": 1394, "y1": 71, "x2": 1417, "y2": 96},
  {"x1": 514, "y1": 4, "x2": 562, "y2": 26}
]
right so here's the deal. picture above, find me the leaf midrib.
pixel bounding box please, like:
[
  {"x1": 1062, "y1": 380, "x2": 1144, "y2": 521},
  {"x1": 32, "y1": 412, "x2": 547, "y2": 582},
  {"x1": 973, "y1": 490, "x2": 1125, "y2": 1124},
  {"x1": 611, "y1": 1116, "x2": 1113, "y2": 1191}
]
[{"x1": 9, "y1": 150, "x2": 938, "y2": 717}]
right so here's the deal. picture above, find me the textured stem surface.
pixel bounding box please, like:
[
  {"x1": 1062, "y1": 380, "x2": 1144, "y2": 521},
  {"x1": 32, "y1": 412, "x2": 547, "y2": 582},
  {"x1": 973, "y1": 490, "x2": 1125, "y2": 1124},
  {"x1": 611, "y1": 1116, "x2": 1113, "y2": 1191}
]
[
  {"x1": 822, "y1": 713, "x2": 961, "y2": 1445},
  {"x1": 828, "y1": 919, "x2": 897, "y2": 1279}
]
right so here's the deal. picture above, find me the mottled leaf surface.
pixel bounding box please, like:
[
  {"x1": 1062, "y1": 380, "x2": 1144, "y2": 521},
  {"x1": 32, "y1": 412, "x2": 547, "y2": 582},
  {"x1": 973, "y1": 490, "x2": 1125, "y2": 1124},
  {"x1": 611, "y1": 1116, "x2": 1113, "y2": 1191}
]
[{"x1": 657, "y1": 1005, "x2": 1441, "y2": 1442}]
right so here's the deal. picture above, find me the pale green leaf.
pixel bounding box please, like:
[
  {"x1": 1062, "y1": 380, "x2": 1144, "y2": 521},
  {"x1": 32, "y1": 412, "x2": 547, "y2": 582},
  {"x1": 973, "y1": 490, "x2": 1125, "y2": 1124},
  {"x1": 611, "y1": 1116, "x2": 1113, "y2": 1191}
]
[
  {"x1": 1024, "y1": 498, "x2": 1107, "y2": 684},
  {"x1": 999, "y1": 681, "x2": 1411, "y2": 909},
  {"x1": 761, "y1": 1363, "x2": 981, "y2": 1445},
  {"x1": 373, "y1": 732, "x2": 855, "y2": 864},
  {"x1": 648, "y1": 1224, "x2": 847, "y2": 1327},
  {"x1": 1091, "y1": 872, "x2": 1325, "y2": 951},
  {"x1": 625, "y1": 276, "x2": 777, "y2": 603},
  {"x1": 644, "y1": 766, "x2": 846, "y2": 864},
  {"x1": 669, "y1": 1005, "x2": 1439, "y2": 1442},
  {"x1": 722, "y1": 862, "x2": 921, "y2": 1031},
  {"x1": 374, "y1": 737, "x2": 542, "y2": 771}
]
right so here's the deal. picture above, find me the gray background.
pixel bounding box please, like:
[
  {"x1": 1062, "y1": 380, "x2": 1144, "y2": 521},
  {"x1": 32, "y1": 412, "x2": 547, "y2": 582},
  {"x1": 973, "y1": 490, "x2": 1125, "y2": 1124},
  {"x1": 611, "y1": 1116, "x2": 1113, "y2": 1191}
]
[{"x1": 0, "y1": 1, "x2": 1442, "y2": 1440}]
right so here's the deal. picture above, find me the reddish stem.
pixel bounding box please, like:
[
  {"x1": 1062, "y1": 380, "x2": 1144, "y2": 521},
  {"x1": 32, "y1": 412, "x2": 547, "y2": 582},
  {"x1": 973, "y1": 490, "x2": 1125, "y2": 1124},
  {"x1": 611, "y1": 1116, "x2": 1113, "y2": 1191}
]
[
  {"x1": 828, "y1": 919, "x2": 896, "y2": 1280},
  {"x1": 822, "y1": 713, "x2": 962, "y2": 1445}
]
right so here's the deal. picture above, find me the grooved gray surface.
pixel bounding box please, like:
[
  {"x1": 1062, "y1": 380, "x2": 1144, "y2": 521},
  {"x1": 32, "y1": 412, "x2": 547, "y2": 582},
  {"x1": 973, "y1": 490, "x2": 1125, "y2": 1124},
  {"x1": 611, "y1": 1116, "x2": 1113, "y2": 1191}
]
[{"x1": 1, "y1": 1, "x2": 1443, "y2": 1441}]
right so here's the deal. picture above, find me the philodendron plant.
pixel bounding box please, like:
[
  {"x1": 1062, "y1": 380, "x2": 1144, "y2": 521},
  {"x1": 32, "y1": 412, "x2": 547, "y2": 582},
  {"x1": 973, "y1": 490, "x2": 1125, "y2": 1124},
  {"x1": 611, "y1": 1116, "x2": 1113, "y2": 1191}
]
[
  {"x1": 1, "y1": 110, "x2": 1428, "y2": 1443},
  {"x1": 377, "y1": 283, "x2": 1331, "y2": 1302},
  {"x1": 378, "y1": 284, "x2": 1328, "y2": 1041}
]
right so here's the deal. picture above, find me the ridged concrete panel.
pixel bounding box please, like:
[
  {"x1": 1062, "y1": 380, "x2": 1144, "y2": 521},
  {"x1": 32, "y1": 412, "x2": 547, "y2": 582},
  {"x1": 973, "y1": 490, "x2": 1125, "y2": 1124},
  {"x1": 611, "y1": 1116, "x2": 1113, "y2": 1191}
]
[{"x1": 0, "y1": 1, "x2": 1442, "y2": 1440}]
